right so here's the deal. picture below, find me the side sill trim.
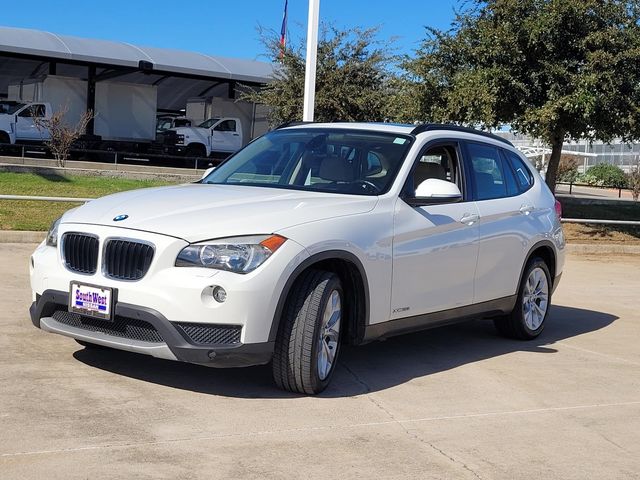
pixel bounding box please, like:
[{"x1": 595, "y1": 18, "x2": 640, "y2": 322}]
[{"x1": 363, "y1": 295, "x2": 517, "y2": 343}]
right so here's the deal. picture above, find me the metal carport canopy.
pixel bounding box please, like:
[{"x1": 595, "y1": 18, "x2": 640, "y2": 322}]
[{"x1": 0, "y1": 26, "x2": 274, "y2": 84}]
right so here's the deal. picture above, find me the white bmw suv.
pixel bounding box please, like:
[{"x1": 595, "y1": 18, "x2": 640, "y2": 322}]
[{"x1": 30, "y1": 123, "x2": 565, "y2": 394}]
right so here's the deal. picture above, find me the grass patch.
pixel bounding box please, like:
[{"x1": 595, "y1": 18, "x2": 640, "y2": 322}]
[
  {"x1": 0, "y1": 200, "x2": 83, "y2": 231},
  {"x1": 0, "y1": 171, "x2": 175, "y2": 198},
  {"x1": 0, "y1": 172, "x2": 178, "y2": 231},
  {"x1": 563, "y1": 223, "x2": 640, "y2": 244}
]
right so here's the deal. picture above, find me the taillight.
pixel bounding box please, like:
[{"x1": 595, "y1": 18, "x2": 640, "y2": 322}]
[{"x1": 554, "y1": 199, "x2": 562, "y2": 219}]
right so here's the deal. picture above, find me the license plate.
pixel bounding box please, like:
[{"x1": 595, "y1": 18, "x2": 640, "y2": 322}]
[{"x1": 69, "y1": 282, "x2": 113, "y2": 321}]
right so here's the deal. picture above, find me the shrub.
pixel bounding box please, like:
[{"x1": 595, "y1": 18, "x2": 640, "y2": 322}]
[
  {"x1": 556, "y1": 155, "x2": 580, "y2": 183},
  {"x1": 628, "y1": 160, "x2": 640, "y2": 201},
  {"x1": 579, "y1": 163, "x2": 628, "y2": 188}
]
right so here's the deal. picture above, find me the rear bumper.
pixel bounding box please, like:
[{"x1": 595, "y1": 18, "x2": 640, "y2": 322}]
[{"x1": 30, "y1": 290, "x2": 274, "y2": 368}]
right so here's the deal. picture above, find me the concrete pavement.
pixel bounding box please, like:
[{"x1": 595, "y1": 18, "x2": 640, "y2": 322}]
[{"x1": 1, "y1": 244, "x2": 639, "y2": 479}]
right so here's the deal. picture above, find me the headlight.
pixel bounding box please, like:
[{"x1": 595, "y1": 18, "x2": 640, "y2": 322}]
[
  {"x1": 46, "y1": 217, "x2": 61, "y2": 247},
  {"x1": 176, "y1": 235, "x2": 286, "y2": 273}
]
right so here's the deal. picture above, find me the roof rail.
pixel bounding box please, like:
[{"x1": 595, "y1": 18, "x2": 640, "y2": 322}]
[
  {"x1": 410, "y1": 123, "x2": 513, "y2": 146},
  {"x1": 274, "y1": 121, "x2": 315, "y2": 130}
]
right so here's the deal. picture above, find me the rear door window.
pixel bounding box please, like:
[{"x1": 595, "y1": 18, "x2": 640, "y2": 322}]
[
  {"x1": 466, "y1": 143, "x2": 508, "y2": 200},
  {"x1": 505, "y1": 151, "x2": 534, "y2": 192}
]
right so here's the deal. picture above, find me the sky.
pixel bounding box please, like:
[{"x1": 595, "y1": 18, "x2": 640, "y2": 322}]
[{"x1": 1, "y1": 0, "x2": 460, "y2": 61}]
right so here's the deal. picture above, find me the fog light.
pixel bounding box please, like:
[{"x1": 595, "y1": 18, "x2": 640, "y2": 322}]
[{"x1": 212, "y1": 286, "x2": 227, "y2": 303}]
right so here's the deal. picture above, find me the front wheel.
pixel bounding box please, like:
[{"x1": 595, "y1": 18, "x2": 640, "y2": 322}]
[
  {"x1": 494, "y1": 257, "x2": 551, "y2": 340},
  {"x1": 272, "y1": 270, "x2": 343, "y2": 394}
]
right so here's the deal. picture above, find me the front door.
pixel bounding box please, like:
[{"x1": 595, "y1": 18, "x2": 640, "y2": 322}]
[
  {"x1": 15, "y1": 104, "x2": 48, "y2": 141},
  {"x1": 210, "y1": 119, "x2": 241, "y2": 152},
  {"x1": 391, "y1": 142, "x2": 479, "y2": 319}
]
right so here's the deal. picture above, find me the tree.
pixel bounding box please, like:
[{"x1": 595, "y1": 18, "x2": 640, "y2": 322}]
[
  {"x1": 34, "y1": 106, "x2": 93, "y2": 167},
  {"x1": 243, "y1": 25, "x2": 397, "y2": 126},
  {"x1": 400, "y1": 0, "x2": 640, "y2": 192}
]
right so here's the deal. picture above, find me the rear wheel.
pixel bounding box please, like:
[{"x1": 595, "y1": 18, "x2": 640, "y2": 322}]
[
  {"x1": 272, "y1": 270, "x2": 343, "y2": 394},
  {"x1": 494, "y1": 257, "x2": 551, "y2": 340}
]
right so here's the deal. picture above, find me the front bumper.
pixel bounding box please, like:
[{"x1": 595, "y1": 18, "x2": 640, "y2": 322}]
[{"x1": 30, "y1": 290, "x2": 274, "y2": 367}]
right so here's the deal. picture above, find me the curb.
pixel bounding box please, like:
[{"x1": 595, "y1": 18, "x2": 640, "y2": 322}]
[
  {"x1": 1, "y1": 230, "x2": 638, "y2": 255},
  {"x1": 565, "y1": 243, "x2": 640, "y2": 255},
  {"x1": 0, "y1": 162, "x2": 201, "y2": 182}
]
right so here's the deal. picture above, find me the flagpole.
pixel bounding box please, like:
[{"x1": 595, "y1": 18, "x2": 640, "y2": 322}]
[
  {"x1": 279, "y1": 0, "x2": 288, "y2": 60},
  {"x1": 302, "y1": 0, "x2": 320, "y2": 122}
]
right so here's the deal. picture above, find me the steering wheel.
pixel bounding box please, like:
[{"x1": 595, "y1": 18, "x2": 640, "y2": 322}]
[{"x1": 351, "y1": 180, "x2": 380, "y2": 193}]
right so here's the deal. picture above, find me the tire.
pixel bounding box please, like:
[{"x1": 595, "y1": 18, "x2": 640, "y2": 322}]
[
  {"x1": 494, "y1": 257, "x2": 552, "y2": 340},
  {"x1": 75, "y1": 339, "x2": 110, "y2": 350},
  {"x1": 186, "y1": 143, "x2": 206, "y2": 158},
  {"x1": 272, "y1": 270, "x2": 344, "y2": 394},
  {"x1": 0, "y1": 131, "x2": 10, "y2": 144}
]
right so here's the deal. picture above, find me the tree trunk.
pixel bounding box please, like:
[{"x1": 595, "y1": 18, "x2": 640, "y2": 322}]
[{"x1": 545, "y1": 133, "x2": 564, "y2": 194}]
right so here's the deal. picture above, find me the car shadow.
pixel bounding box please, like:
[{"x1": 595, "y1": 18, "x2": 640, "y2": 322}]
[
  {"x1": 34, "y1": 170, "x2": 72, "y2": 182},
  {"x1": 72, "y1": 305, "x2": 617, "y2": 398}
]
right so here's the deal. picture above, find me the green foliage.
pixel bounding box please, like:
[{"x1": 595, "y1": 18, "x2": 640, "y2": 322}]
[
  {"x1": 579, "y1": 163, "x2": 628, "y2": 188},
  {"x1": 399, "y1": 0, "x2": 640, "y2": 190},
  {"x1": 242, "y1": 25, "x2": 397, "y2": 126}
]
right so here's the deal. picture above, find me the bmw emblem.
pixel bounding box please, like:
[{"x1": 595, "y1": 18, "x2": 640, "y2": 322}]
[{"x1": 113, "y1": 214, "x2": 129, "y2": 222}]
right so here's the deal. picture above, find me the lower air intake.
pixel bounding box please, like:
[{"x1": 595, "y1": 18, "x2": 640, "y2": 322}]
[
  {"x1": 52, "y1": 310, "x2": 163, "y2": 343},
  {"x1": 173, "y1": 322, "x2": 242, "y2": 345}
]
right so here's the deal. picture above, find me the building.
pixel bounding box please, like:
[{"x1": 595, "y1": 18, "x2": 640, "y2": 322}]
[{"x1": 0, "y1": 26, "x2": 274, "y2": 143}]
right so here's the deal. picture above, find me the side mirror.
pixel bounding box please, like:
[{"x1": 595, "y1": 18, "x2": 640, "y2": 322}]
[
  {"x1": 201, "y1": 166, "x2": 216, "y2": 180},
  {"x1": 405, "y1": 178, "x2": 462, "y2": 206}
]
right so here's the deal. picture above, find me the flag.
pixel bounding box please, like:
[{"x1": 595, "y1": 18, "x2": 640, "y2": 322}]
[{"x1": 279, "y1": 0, "x2": 288, "y2": 60}]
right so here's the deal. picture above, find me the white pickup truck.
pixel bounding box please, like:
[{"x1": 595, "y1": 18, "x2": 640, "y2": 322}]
[
  {"x1": 155, "y1": 117, "x2": 244, "y2": 157},
  {"x1": 0, "y1": 101, "x2": 51, "y2": 144}
]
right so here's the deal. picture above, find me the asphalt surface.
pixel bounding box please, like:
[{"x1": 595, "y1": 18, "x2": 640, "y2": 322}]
[
  {"x1": 556, "y1": 183, "x2": 634, "y2": 201},
  {"x1": 1, "y1": 244, "x2": 639, "y2": 479}
]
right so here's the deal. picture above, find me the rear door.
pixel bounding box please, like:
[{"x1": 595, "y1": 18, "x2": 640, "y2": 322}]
[
  {"x1": 464, "y1": 141, "x2": 536, "y2": 304},
  {"x1": 391, "y1": 141, "x2": 480, "y2": 318}
]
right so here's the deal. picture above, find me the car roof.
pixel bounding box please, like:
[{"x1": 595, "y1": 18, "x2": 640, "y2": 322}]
[{"x1": 278, "y1": 122, "x2": 514, "y2": 146}]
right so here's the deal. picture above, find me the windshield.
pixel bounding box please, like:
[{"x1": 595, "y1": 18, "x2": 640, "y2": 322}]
[
  {"x1": 202, "y1": 128, "x2": 413, "y2": 196},
  {"x1": 0, "y1": 101, "x2": 26, "y2": 115},
  {"x1": 198, "y1": 118, "x2": 221, "y2": 129}
]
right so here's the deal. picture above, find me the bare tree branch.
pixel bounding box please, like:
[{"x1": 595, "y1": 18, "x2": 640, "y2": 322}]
[{"x1": 34, "y1": 106, "x2": 94, "y2": 167}]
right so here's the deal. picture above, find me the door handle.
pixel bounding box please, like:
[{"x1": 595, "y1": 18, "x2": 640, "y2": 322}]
[
  {"x1": 519, "y1": 204, "x2": 534, "y2": 215},
  {"x1": 232, "y1": 133, "x2": 239, "y2": 136},
  {"x1": 460, "y1": 213, "x2": 479, "y2": 225}
]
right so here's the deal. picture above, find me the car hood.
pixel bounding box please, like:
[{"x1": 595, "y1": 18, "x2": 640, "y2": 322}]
[
  {"x1": 61, "y1": 184, "x2": 378, "y2": 243},
  {"x1": 171, "y1": 126, "x2": 208, "y2": 136}
]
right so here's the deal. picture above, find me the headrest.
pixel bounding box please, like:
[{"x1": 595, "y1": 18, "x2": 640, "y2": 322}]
[
  {"x1": 414, "y1": 162, "x2": 447, "y2": 188},
  {"x1": 319, "y1": 155, "x2": 356, "y2": 182}
]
